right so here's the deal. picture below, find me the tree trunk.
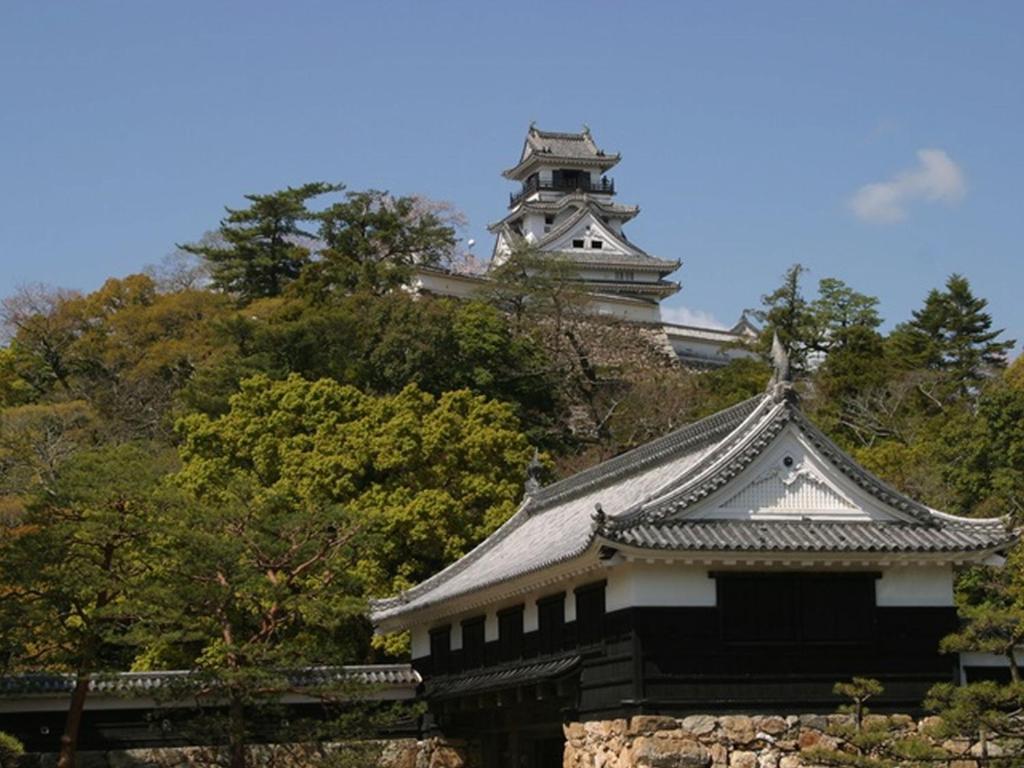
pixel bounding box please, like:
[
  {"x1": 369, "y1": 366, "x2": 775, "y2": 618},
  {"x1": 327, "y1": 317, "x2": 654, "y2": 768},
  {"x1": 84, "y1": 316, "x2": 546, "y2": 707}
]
[
  {"x1": 57, "y1": 674, "x2": 90, "y2": 768},
  {"x1": 1008, "y1": 648, "x2": 1021, "y2": 683},
  {"x1": 228, "y1": 695, "x2": 247, "y2": 768}
]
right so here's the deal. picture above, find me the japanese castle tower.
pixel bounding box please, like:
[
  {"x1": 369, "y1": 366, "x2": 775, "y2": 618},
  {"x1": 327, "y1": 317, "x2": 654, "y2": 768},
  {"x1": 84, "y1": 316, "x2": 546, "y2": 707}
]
[
  {"x1": 413, "y1": 125, "x2": 756, "y2": 366},
  {"x1": 488, "y1": 125, "x2": 681, "y2": 312}
]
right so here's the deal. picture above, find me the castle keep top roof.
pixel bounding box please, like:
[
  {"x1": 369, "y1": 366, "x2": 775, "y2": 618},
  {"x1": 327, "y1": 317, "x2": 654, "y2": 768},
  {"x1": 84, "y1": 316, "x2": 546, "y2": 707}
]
[
  {"x1": 371, "y1": 384, "x2": 1015, "y2": 631},
  {"x1": 504, "y1": 126, "x2": 621, "y2": 179}
]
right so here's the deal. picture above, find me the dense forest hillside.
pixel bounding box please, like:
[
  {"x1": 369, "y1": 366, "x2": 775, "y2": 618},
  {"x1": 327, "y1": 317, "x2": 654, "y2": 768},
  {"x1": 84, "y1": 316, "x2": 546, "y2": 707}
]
[{"x1": 1, "y1": 183, "x2": 1021, "y2": 762}]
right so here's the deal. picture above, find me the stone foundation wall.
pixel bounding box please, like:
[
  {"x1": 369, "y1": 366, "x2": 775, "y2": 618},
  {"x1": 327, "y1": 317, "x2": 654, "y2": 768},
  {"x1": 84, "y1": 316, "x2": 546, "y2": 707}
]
[
  {"x1": 19, "y1": 738, "x2": 473, "y2": 768},
  {"x1": 563, "y1": 714, "x2": 1016, "y2": 768}
]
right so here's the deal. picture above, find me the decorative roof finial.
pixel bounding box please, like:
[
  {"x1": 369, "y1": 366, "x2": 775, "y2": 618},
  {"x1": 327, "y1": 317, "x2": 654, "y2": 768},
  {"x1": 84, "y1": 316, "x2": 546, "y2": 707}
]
[
  {"x1": 529, "y1": 120, "x2": 537, "y2": 131},
  {"x1": 768, "y1": 330, "x2": 797, "y2": 402},
  {"x1": 770, "y1": 330, "x2": 791, "y2": 385},
  {"x1": 524, "y1": 449, "x2": 543, "y2": 496},
  {"x1": 582, "y1": 123, "x2": 591, "y2": 136},
  {"x1": 592, "y1": 503, "x2": 607, "y2": 533}
]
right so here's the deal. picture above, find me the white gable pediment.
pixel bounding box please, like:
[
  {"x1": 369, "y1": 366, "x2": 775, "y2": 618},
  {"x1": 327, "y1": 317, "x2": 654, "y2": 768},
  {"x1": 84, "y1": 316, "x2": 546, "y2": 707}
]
[
  {"x1": 663, "y1": 425, "x2": 918, "y2": 524},
  {"x1": 717, "y1": 462, "x2": 855, "y2": 516},
  {"x1": 542, "y1": 211, "x2": 639, "y2": 257}
]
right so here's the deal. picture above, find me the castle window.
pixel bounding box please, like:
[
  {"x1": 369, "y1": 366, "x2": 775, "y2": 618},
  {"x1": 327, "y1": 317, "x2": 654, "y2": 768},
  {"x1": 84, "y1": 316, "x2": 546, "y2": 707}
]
[
  {"x1": 590, "y1": 240, "x2": 603, "y2": 249},
  {"x1": 574, "y1": 581, "x2": 606, "y2": 646},
  {"x1": 717, "y1": 573, "x2": 875, "y2": 644},
  {"x1": 538, "y1": 593, "x2": 566, "y2": 655},
  {"x1": 429, "y1": 625, "x2": 451, "y2": 674},
  {"x1": 498, "y1": 605, "x2": 524, "y2": 661},
  {"x1": 460, "y1": 616, "x2": 485, "y2": 669},
  {"x1": 545, "y1": 215, "x2": 555, "y2": 225},
  {"x1": 614, "y1": 270, "x2": 635, "y2": 282},
  {"x1": 572, "y1": 239, "x2": 585, "y2": 249}
]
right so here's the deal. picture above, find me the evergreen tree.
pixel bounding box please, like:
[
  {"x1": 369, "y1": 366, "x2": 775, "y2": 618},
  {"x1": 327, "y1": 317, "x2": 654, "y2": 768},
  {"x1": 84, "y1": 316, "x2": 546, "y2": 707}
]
[
  {"x1": 756, "y1": 264, "x2": 815, "y2": 372},
  {"x1": 891, "y1": 274, "x2": 1014, "y2": 394},
  {"x1": 301, "y1": 190, "x2": 457, "y2": 296},
  {"x1": 183, "y1": 182, "x2": 340, "y2": 302},
  {"x1": 0, "y1": 443, "x2": 173, "y2": 767}
]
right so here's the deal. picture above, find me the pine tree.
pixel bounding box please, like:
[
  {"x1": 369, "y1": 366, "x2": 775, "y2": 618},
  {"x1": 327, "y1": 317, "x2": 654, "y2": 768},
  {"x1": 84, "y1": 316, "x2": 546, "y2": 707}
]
[
  {"x1": 891, "y1": 274, "x2": 1014, "y2": 394},
  {"x1": 182, "y1": 182, "x2": 340, "y2": 302}
]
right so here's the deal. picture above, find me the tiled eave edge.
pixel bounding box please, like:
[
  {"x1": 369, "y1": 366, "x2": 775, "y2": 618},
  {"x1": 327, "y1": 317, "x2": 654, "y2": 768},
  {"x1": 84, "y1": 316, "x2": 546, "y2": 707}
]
[
  {"x1": 596, "y1": 541, "x2": 1010, "y2": 569},
  {"x1": 488, "y1": 196, "x2": 640, "y2": 231},
  {"x1": 503, "y1": 153, "x2": 620, "y2": 180},
  {"x1": 372, "y1": 543, "x2": 608, "y2": 633}
]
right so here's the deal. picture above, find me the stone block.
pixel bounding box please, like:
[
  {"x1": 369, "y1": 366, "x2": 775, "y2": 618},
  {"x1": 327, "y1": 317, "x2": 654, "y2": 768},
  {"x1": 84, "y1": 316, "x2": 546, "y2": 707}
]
[
  {"x1": 428, "y1": 744, "x2": 466, "y2": 768},
  {"x1": 917, "y1": 715, "x2": 944, "y2": 735},
  {"x1": 970, "y1": 741, "x2": 1004, "y2": 758},
  {"x1": 757, "y1": 750, "x2": 780, "y2": 768},
  {"x1": 796, "y1": 715, "x2": 827, "y2": 731},
  {"x1": 751, "y1": 716, "x2": 788, "y2": 737},
  {"x1": 728, "y1": 751, "x2": 757, "y2": 768},
  {"x1": 631, "y1": 736, "x2": 711, "y2": 768},
  {"x1": 778, "y1": 757, "x2": 801, "y2": 768},
  {"x1": 889, "y1": 714, "x2": 914, "y2": 730},
  {"x1": 681, "y1": 715, "x2": 718, "y2": 737},
  {"x1": 719, "y1": 716, "x2": 755, "y2": 745},
  {"x1": 566, "y1": 722, "x2": 587, "y2": 741},
  {"x1": 630, "y1": 715, "x2": 682, "y2": 735},
  {"x1": 708, "y1": 743, "x2": 728, "y2": 768},
  {"x1": 862, "y1": 714, "x2": 888, "y2": 730},
  {"x1": 942, "y1": 738, "x2": 972, "y2": 756}
]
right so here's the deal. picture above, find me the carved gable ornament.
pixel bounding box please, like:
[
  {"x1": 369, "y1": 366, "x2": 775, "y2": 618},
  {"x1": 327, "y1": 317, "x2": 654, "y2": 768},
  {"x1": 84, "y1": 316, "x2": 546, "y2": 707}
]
[{"x1": 716, "y1": 461, "x2": 855, "y2": 517}]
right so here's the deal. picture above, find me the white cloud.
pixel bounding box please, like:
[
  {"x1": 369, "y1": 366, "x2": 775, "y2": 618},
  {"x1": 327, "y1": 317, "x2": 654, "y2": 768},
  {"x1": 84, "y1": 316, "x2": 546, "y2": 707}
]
[
  {"x1": 849, "y1": 149, "x2": 966, "y2": 223},
  {"x1": 661, "y1": 305, "x2": 726, "y2": 329}
]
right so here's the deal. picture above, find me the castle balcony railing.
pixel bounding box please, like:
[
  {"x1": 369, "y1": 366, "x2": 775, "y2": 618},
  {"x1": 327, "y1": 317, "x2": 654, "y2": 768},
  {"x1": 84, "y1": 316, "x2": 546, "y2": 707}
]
[{"x1": 510, "y1": 176, "x2": 615, "y2": 206}]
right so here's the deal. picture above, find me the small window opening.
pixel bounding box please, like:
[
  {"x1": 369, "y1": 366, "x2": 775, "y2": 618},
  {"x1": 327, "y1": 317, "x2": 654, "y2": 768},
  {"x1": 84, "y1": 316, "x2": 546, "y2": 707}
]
[
  {"x1": 572, "y1": 239, "x2": 585, "y2": 249},
  {"x1": 590, "y1": 240, "x2": 603, "y2": 249}
]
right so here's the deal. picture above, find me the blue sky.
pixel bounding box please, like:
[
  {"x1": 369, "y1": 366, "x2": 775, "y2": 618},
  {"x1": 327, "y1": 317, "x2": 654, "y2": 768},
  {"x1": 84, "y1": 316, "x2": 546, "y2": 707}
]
[{"x1": 1, "y1": 2, "x2": 1022, "y2": 351}]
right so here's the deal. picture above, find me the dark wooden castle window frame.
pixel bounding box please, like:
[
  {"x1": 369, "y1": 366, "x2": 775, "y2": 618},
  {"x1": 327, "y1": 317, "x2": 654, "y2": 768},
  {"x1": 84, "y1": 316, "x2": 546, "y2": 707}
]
[
  {"x1": 574, "y1": 580, "x2": 607, "y2": 647},
  {"x1": 429, "y1": 625, "x2": 452, "y2": 674},
  {"x1": 537, "y1": 591, "x2": 566, "y2": 655},
  {"x1": 460, "y1": 615, "x2": 485, "y2": 670},
  {"x1": 712, "y1": 571, "x2": 879, "y2": 647},
  {"x1": 498, "y1": 604, "x2": 525, "y2": 662}
]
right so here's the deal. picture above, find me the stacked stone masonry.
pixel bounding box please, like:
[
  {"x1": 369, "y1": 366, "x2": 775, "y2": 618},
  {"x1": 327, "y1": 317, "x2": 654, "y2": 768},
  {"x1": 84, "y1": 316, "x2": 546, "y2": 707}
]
[
  {"x1": 19, "y1": 738, "x2": 474, "y2": 768},
  {"x1": 562, "y1": 714, "x2": 1018, "y2": 768}
]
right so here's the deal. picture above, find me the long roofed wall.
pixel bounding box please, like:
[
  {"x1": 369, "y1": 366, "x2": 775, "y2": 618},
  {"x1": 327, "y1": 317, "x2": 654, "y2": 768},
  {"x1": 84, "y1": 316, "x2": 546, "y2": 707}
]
[{"x1": 370, "y1": 377, "x2": 1015, "y2": 725}]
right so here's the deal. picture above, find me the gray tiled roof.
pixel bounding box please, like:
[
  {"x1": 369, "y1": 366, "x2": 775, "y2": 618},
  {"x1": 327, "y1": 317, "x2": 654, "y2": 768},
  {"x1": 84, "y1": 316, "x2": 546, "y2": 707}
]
[
  {"x1": 371, "y1": 387, "x2": 1015, "y2": 628},
  {"x1": 524, "y1": 128, "x2": 608, "y2": 160},
  {"x1": 425, "y1": 654, "x2": 580, "y2": 699},
  {"x1": 488, "y1": 196, "x2": 639, "y2": 232},
  {"x1": 0, "y1": 665, "x2": 420, "y2": 696},
  {"x1": 605, "y1": 519, "x2": 1013, "y2": 554},
  {"x1": 504, "y1": 127, "x2": 621, "y2": 178},
  {"x1": 371, "y1": 396, "x2": 770, "y2": 622}
]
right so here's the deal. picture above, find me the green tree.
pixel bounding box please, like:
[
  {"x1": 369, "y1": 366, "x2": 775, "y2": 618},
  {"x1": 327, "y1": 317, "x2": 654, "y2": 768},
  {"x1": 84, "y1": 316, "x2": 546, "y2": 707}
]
[
  {"x1": 151, "y1": 375, "x2": 532, "y2": 766},
  {"x1": 756, "y1": 264, "x2": 815, "y2": 372},
  {"x1": 810, "y1": 277, "x2": 882, "y2": 352},
  {"x1": 135, "y1": 489, "x2": 371, "y2": 768},
  {"x1": 301, "y1": 190, "x2": 457, "y2": 296},
  {"x1": 0, "y1": 443, "x2": 174, "y2": 768},
  {"x1": 939, "y1": 375, "x2": 1024, "y2": 519},
  {"x1": 183, "y1": 182, "x2": 340, "y2": 301},
  {"x1": 174, "y1": 374, "x2": 533, "y2": 596},
  {"x1": 890, "y1": 274, "x2": 1014, "y2": 395},
  {"x1": 941, "y1": 603, "x2": 1024, "y2": 682},
  {"x1": 833, "y1": 677, "x2": 885, "y2": 732},
  {"x1": 926, "y1": 681, "x2": 1024, "y2": 758}
]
